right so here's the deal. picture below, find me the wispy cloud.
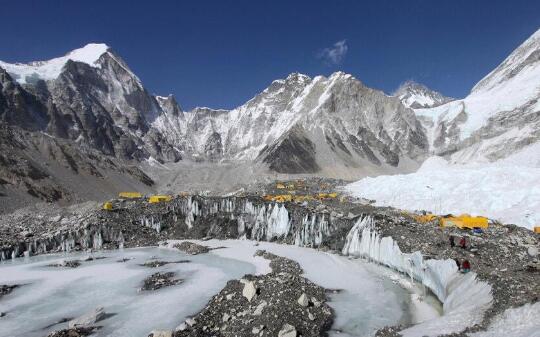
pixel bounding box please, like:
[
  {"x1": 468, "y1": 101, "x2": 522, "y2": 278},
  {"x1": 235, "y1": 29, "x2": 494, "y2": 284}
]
[{"x1": 317, "y1": 40, "x2": 348, "y2": 65}]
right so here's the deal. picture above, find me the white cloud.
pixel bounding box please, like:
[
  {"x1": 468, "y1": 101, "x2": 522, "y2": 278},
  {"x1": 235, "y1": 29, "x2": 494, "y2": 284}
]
[{"x1": 318, "y1": 40, "x2": 348, "y2": 65}]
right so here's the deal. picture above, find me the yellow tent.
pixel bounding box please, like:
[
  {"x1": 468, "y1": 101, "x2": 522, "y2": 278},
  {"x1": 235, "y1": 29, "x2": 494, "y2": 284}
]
[
  {"x1": 148, "y1": 195, "x2": 172, "y2": 203},
  {"x1": 440, "y1": 215, "x2": 489, "y2": 229},
  {"x1": 119, "y1": 192, "x2": 142, "y2": 199}
]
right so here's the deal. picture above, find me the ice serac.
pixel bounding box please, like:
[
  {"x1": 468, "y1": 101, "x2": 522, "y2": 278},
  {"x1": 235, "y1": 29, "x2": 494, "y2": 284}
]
[
  {"x1": 415, "y1": 28, "x2": 540, "y2": 164},
  {"x1": 342, "y1": 216, "x2": 493, "y2": 337},
  {"x1": 394, "y1": 80, "x2": 453, "y2": 109}
]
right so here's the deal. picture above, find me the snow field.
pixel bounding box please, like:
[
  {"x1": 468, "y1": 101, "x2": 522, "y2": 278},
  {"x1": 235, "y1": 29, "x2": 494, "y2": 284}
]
[{"x1": 345, "y1": 156, "x2": 540, "y2": 230}]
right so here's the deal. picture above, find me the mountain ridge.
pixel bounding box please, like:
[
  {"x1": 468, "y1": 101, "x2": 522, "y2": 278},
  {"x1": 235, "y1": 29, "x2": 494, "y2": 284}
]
[{"x1": 1, "y1": 28, "x2": 539, "y2": 206}]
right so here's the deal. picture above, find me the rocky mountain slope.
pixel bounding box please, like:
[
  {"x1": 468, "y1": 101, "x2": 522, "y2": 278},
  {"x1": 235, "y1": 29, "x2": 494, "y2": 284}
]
[
  {"x1": 2, "y1": 28, "x2": 540, "y2": 208},
  {"x1": 413, "y1": 28, "x2": 540, "y2": 164},
  {"x1": 0, "y1": 123, "x2": 154, "y2": 213},
  {"x1": 393, "y1": 80, "x2": 453, "y2": 109},
  {"x1": 0, "y1": 44, "x2": 181, "y2": 163},
  {"x1": 154, "y1": 72, "x2": 429, "y2": 178}
]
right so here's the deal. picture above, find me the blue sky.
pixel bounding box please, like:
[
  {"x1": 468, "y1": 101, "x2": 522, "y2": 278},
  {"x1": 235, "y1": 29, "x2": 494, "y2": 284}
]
[{"x1": 1, "y1": 0, "x2": 539, "y2": 110}]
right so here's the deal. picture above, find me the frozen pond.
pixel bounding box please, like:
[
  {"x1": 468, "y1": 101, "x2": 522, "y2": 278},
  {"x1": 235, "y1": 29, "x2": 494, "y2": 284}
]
[
  {"x1": 1, "y1": 242, "x2": 434, "y2": 337},
  {"x1": 0, "y1": 247, "x2": 254, "y2": 337},
  {"x1": 165, "y1": 240, "x2": 437, "y2": 337}
]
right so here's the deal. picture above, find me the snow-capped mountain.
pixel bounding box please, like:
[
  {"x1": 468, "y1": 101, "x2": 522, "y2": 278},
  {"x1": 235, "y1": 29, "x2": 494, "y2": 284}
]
[
  {"x1": 414, "y1": 28, "x2": 540, "y2": 165},
  {"x1": 153, "y1": 72, "x2": 429, "y2": 177},
  {"x1": 3, "y1": 27, "x2": 539, "y2": 206},
  {"x1": 0, "y1": 43, "x2": 180, "y2": 162},
  {"x1": 394, "y1": 80, "x2": 453, "y2": 109}
]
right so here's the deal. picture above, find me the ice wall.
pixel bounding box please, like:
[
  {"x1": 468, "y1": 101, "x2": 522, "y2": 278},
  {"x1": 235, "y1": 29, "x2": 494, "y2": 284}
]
[
  {"x1": 342, "y1": 216, "x2": 493, "y2": 337},
  {"x1": 0, "y1": 225, "x2": 125, "y2": 261},
  {"x1": 172, "y1": 196, "x2": 337, "y2": 245}
]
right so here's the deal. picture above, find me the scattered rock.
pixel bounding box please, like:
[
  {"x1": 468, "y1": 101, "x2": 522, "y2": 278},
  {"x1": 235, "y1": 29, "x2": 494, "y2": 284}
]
[
  {"x1": 174, "y1": 251, "x2": 332, "y2": 337},
  {"x1": 148, "y1": 330, "x2": 173, "y2": 337},
  {"x1": 140, "y1": 260, "x2": 189, "y2": 268},
  {"x1": 0, "y1": 284, "x2": 18, "y2": 298},
  {"x1": 253, "y1": 300, "x2": 267, "y2": 316},
  {"x1": 173, "y1": 242, "x2": 210, "y2": 255},
  {"x1": 140, "y1": 272, "x2": 183, "y2": 291},
  {"x1": 46, "y1": 327, "x2": 99, "y2": 337},
  {"x1": 49, "y1": 260, "x2": 81, "y2": 268},
  {"x1": 68, "y1": 307, "x2": 106, "y2": 328}
]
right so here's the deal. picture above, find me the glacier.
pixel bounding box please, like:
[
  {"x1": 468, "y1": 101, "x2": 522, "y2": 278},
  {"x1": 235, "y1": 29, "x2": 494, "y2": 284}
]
[
  {"x1": 342, "y1": 216, "x2": 493, "y2": 337},
  {"x1": 345, "y1": 156, "x2": 540, "y2": 230}
]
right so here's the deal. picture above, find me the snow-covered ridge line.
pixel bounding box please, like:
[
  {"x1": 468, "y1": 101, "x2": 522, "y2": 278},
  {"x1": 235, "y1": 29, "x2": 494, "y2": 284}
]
[
  {"x1": 0, "y1": 43, "x2": 109, "y2": 84},
  {"x1": 342, "y1": 216, "x2": 493, "y2": 337}
]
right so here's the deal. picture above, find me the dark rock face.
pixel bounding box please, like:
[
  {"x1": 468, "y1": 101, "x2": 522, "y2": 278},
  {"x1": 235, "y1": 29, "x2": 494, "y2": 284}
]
[
  {"x1": 0, "y1": 68, "x2": 49, "y2": 130},
  {"x1": 260, "y1": 127, "x2": 320, "y2": 174}
]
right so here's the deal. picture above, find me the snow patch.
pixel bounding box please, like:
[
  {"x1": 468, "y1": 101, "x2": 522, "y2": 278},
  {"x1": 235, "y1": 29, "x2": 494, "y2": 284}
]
[{"x1": 470, "y1": 302, "x2": 540, "y2": 337}]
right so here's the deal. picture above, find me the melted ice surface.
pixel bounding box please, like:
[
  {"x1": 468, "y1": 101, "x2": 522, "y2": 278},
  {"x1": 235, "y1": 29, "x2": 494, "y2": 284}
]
[
  {"x1": 165, "y1": 240, "x2": 418, "y2": 337},
  {"x1": 1, "y1": 242, "x2": 417, "y2": 337},
  {"x1": 0, "y1": 248, "x2": 254, "y2": 337}
]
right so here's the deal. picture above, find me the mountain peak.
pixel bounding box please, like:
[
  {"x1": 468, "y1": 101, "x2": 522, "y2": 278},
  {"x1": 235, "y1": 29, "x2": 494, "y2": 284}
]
[
  {"x1": 394, "y1": 80, "x2": 453, "y2": 109},
  {"x1": 63, "y1": 43, "x2": 110, "y2": 64},
  {"x1": 472, "y1": 28, "x2": 540, "y2": 93},
  {"x1": 285, "y1": 72, "x2": 311, "y2": 83},
  {"x1": 0, "y1": 43, "x2": 110, "y2": 85}
]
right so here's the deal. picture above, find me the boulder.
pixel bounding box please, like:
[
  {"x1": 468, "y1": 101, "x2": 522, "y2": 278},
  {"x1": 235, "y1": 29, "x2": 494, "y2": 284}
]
[
  {"x1": 253, "y1": 300, "x2": 267, "y2": 315},
  {"x1": 242, "y1": 281, "x2": 257, "y2": 302},
  {"x1": 278, "y1": 324, "x2": 297, "y2": 337},
  {"x1": 68, "y1": 307, "x2": 106, "y2": 328},
  {"x1": 175, "y1": 323, "x2": 187, "y2": 331},
  {"x1": 297, "y1": 293, "x2": 309, "y2": 307}
]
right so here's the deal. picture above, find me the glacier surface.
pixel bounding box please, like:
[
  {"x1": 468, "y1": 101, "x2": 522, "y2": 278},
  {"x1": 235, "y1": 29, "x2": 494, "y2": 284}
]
[
  {"x1": 342, "y1": 216, "x2": 493, "y2": 337},
  {"x1": 345, "y1": 156, "x2": 540, "y2": 230}
]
